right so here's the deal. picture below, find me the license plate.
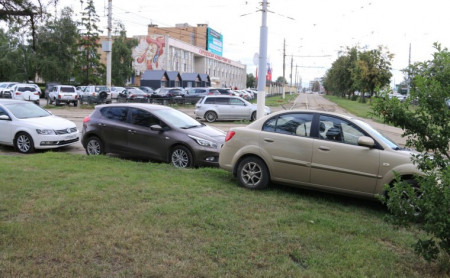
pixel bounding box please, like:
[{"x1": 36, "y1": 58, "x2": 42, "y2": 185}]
[{"x1": 65, "y1": 134, "x2": 78, "y2": 140}]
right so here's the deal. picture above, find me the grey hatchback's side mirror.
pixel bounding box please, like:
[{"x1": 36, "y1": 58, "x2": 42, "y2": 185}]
[
  {"x1": 150, "y1": 124, "x2": 163, "y2": 131},
  {"x1": 0, "y1": 114, "x2": 10, "y2": 120},
  {"x1": 358, "y1": 136, "x2": 375, "y2": 148}
]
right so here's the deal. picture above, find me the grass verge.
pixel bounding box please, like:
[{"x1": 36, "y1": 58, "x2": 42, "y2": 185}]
[
  {"x1": 322, "y1": 95, "x2": 384, "y2": 122},
  {"x1": 1, "y1": 152, "x2": 446, "y2": 277}
]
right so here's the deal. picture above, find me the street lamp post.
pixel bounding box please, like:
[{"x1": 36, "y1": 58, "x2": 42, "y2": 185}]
[{"x1": 256, "y1": 0, "x2": 268, "y2": 119}]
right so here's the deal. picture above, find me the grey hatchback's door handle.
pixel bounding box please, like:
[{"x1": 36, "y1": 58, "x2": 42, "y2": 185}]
[
  {"x1": 318, "y1": 146, "x2": 330, "y2": 151},
  {"x1": 263, "y1": 138, "x2": 274, "y2": 143}
]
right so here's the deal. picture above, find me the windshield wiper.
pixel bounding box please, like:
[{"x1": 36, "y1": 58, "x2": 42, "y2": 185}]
[{"x1": 181, "y1": 125, "x2": 201, "y2": 129}]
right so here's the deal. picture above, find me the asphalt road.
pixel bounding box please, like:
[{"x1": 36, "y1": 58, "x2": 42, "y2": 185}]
[{"x1": 0, "y1": 94, "x2": 405, "y2": 155}]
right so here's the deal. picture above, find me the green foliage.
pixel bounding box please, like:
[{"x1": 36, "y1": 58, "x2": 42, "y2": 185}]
[
  {"x1": 111, "y1": 22, "x2": 138, "y2": 86},
  {"x1": 246, "y1": 73, "x2": 255, "y2": 88},
  {"x1": 34, "y1": 7, "x2": 79, "y2": 83},
  {"x1": 73, "y1": 0, "x2": 104, "y2": 85},
  {"x1": 373, "y1": 43, "x2": 450, "y2": 261},
  {"x1": 323, "y1": 46, "x2": 393, "y2": 102}
]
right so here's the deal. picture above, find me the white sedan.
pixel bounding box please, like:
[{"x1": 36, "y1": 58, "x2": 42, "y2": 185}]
[{"x1": 0, "y1": 99, "x2": 79, "y2": 153}]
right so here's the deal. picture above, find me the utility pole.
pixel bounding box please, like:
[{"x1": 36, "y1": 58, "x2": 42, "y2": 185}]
[
  {"x1": 256, "y1": 0, "x2": 268, "y2": 119},
  {"x1": 282, "y1": 39, "x2": 286, "y2": 99},
  {"x1": 106, "y1": 0, "x2": 112, "y2": 88},
  {"x1": 290, "y1": 55, "x2": 293, "y2": 87}
]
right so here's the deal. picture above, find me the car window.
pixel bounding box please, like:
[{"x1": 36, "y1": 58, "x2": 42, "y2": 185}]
[
  {"x1": 60, "y1": 86, "x2": 75, "y2": 93},
  {"x1": 215, "y1": 97, "x2": 229, "y2": 105},
  {"x1": 263, "y1": 113, "x2": 313, "y2": 137},
  {"x1": 5, "y1": 102, "x2": 50, "y2": 119},
  {"x1": 319, "y1": 115, "x2": 365, "y2": 145},
  {"x1": 100, "y1": 107, "x2": 128, "y2": 122},
  {"x1": 130, "y1": 108, "x2": 166, "y2": 128},
  {"x1": 230, "y1": 98, "x2": 245, "y2": 106},
  {"x1": 0, "y1": 107, "x2": 8, "y2": 117},
  {"x1": 18, "y1": 86, "x2": 36, "y2": 92},
  {"x1": 204, "y1": 97, "x2": 216, "y2": 104}
]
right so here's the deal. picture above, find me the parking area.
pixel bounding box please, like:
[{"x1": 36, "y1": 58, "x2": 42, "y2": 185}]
[{"x1": 0, "y1": 94, "x2": 406, "y2": 155}]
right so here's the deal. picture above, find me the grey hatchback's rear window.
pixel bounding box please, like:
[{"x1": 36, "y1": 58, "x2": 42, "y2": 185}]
[{"x1": 100, "y1": 107, "x2": 128, "y2": 122}]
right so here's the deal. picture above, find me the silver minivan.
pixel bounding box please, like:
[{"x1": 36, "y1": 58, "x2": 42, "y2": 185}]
[{"x1": 194, "y1": 95, "x2": 270, "y2": 122}]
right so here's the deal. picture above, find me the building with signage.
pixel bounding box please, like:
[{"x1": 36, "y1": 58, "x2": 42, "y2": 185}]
[{"x1": 131, "y1": 23, "x2": 246, "y2": 89}]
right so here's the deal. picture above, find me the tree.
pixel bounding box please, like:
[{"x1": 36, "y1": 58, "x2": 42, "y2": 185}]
[
  {"x1": 35, "y1": 7, "x2": 79, "y2": 83},
  {"x1": 323, "y1": 47, "x2": 358, "y2": 98},
  {"x1": 372, "y1": 43, "x2": 449, "y2": 262},
  {"x1": 246, "y1": 73, "x2": 255, "y2": 88},
  {"x1": 73, "y1": 0, "x2": 104, "y2": 85},
  {"x1": 352, "y1": 46, "x2": 393, "y2": 102},
  {"x1": 111, "y1": 23, "x2": 137, "y2": 86},
  {"x1": 275, "y1": 76, "x2": 287, "y2": 84}
]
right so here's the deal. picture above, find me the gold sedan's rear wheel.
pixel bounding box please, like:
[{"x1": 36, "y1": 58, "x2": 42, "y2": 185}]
[{"x1": 237, "y1": 156, "x2": 269, "y2": 190}]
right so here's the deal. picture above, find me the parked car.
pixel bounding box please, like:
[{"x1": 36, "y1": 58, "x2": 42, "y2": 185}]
[
  {"x1": 152, "y1": 87, "x2": 184, "y2": 104},
  {"x1": 0, "y1": 82, "x2": 18, "y2": 98},
  {"x1": 76, "y1": 86, "x2": 87, "y2": 98},
  {"x1": 184, "y1": 87, "x2": 220, "y2": 104},
  {"x1": 215, "y1": 88, "x2": 235, "y2": 96},
  {"x1": 219, "y1": 110, "x2": 421, "y2": 200},
  {"x1": 48, "y1": 85, "x2": 78, "y2": 106},
  {"x1": 82, "y1": 103, "x2": 225, "y2": 168},
  {"x1": 44, "y1": 82, "x2": 60, "y2": 100},
  {"x1": 10, "y1": 83, "x2": 40, "y2": 105},
  {"x1": 110, "y1": 86, "x2": 126, "y2": 99},
  {"x1": 79, "y1": 85, "x2": 112, "y2": 104},
  {"x1": 139, "y1": 86, "x2": 154, "y2": 96},
  {"x1": 195, "y1": 95, "x2": 270, "y2": 122},
  {"x1": 117, "y1": 87, "x2": 150, "y2": 103},
  {"x1": 0, "y1": 99, "x2": 79, "y2": 153}
]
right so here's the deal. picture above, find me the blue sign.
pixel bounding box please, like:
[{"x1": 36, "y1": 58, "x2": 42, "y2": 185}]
[{"x1": 207, "y1": 28, "x2": 223, "y2": 56}]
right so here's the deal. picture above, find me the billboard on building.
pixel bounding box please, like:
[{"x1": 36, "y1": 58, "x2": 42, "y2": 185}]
[
  {"x1": 132, "y1": 35, "x2": 166, "y2": 75},
  {"x1": 206, "y1": 28, "x2": 223, "y2": 57}
]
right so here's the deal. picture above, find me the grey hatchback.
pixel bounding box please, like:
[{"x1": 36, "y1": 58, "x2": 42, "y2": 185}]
[{"x1": 82, "y1": 103, "x2": 225, "y2": 168}]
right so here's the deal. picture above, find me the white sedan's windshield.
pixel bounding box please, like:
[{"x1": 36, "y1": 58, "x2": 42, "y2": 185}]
[
  {"x1": 153, "y1": 108, "x2": 202, "y2": 129},
  {"x1": 5, "y1": 103, "x2": 51, "y2": 119}
]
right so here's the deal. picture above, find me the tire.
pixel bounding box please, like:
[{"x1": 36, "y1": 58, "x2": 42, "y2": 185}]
[
  {"x1": 73, "y1": 101, "x2": 78, "y2": 107},
  {"x1": 55, "y1": 98, "x2": 60, "y2": 106},
  {"x1": 251, "y1": 111, "x2": 257, "y2": 121},
  {"x1": 170, "y1": 145, "x2": 193, "y2": 168},
  {"x1": 237, "y1": 156, "x2": 269, "y2": 190},
  {"x1": 204, "y1": 111, "x2": 217, "y2": 123},
  {"x1": 85, "y1": 136, "x2": 105, "y2": 155},
  {"x1": 14, "y1": 132, "x2": 35, "y2": 154}
]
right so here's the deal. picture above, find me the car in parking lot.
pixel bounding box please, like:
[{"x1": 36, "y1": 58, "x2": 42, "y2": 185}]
[
  {"x1": 117, "y1": 87, "x2": 150, "y2": 103},
  {"x1": 48, "y1": 85, "x2": 78, "y2": 106},
  {"x1": 82, "y1": 103, "x2": 225, "y2": 168},
  {"x1": 79, "y1": 85, "x2": 112, "y2": 104},
  {"x1": 151, "y1": 87, "x2": 184, "y2": 104},
  {"x1": 219, "y1": 110, "x2": 421, "y2": 199},
  {"x1": 110, "y1": 86, "x2": 126, "y2": 99},
  {"x1": 0, "y1": 82, "x2": 18, "y2": 98},
  {"x1": 0, "y1": 99, "x2": 79, "y2": 153},
  {"x1": 194, "y1": 95, "x2": 270, "y2": 122},
  {"x1": 184, "y1": 87, "x2": 220, "y2": 104},
  {"x1": 10, "y1": 83, "x2": 40, "y2": 105}
]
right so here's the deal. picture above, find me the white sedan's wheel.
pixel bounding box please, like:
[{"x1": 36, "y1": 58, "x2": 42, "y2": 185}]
[{"x1": 14, "y1": 132, "x2": 35, "y2": 154}]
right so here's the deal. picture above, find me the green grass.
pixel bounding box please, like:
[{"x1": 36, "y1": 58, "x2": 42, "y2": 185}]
[
  {"x1": 322, "y1": 95, "x2": 383, "y2": 121},
  {"x1": 1, "y1": 152, "x2": 447, "y2": 277},
  {"x1": 251, "y1": 93, "x2": 298, "y2": 107}
]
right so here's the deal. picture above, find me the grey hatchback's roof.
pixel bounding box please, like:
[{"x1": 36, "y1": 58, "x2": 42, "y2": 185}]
[{"x1": 94, "y1": 103, "x2": 172, "y2": 111}]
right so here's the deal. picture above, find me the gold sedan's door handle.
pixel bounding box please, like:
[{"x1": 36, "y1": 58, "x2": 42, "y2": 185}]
[
  {"x1": 318, "y1": 146, "x2": 330, "y2": 151},
  {"x1": 263, "y1": 138, "x2": 274, "y2": 143}
]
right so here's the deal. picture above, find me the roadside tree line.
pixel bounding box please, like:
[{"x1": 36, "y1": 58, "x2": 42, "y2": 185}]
[
  {"x1": 322, "y1": 45, "x2": 393, "y2": 102},
  {"x1": 0, "y1": 0, "x2": 137, "y2": 86}
]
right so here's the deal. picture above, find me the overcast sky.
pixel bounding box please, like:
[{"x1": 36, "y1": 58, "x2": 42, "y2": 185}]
[{"x1": 56, "y1": 0, "x2": 450, "y2": 87}]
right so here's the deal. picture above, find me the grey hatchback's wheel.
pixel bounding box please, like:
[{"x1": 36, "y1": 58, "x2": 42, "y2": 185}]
[
  {"x1": 171, "y1": 145, "x2": 193, "y2": 168},
  {"x1": 237, "y1": 156, "x2": 269, "y2": 190},
  {"x1": 251, "y1": 111, "x2": 257, "y2": 121},
  {"x1": 14, "y1": 132, "x2": 35, "y2": 154},
  {"x1": 205, "y1": 111, "x2": 217, "y2": 123},
  {"x1": 85, "y1": 136, "x2": 105, "y2": 155}
]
